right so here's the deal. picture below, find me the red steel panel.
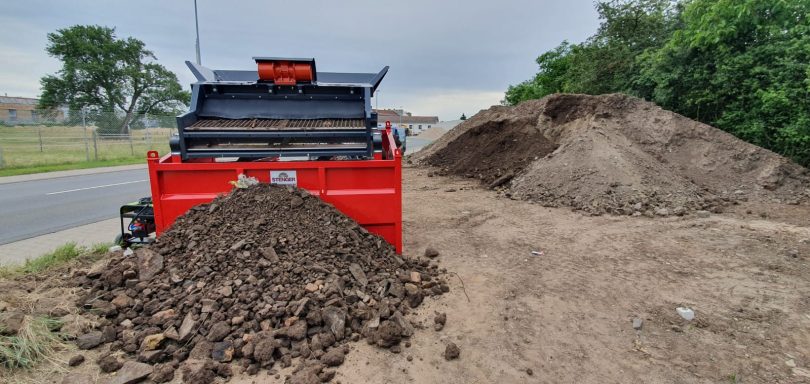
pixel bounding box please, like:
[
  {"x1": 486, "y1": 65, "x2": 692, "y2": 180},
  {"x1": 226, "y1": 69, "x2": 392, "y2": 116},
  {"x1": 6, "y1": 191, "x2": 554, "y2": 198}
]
[{"x1": 146, "y1": 129, "x2": 402, "y2": 253}]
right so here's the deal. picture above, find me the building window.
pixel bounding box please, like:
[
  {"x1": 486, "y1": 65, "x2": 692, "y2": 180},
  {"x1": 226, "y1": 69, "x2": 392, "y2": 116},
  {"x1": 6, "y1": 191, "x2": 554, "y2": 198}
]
[
  {"x1": 428, "y1": 125, "x2": 431, "y2": 128},
  {"x1": 8, "y1": 109, "x2": 16, "y2": 122},
  {"x1": 409, "y1": 124, "x2": 413, "y2": 129},
  {"x1": 418, "y1": 125, "x2": 422, "y2": 130}
]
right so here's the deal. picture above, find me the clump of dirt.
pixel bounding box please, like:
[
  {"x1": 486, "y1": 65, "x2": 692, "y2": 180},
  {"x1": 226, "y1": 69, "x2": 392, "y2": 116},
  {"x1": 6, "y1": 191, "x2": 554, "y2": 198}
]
[
  {"x1": 73, "y1": 184, "x2": 447, "y2": 382},
  {"x1": 415, "y1": 93, "x2": 810, "y2": 215}
]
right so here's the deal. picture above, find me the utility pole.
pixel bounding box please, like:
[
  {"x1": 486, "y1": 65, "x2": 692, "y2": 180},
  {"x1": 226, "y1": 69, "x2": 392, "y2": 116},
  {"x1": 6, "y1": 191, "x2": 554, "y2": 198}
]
[{"x1": 194, "y1": 0, "x2": 202, "y2": 65}]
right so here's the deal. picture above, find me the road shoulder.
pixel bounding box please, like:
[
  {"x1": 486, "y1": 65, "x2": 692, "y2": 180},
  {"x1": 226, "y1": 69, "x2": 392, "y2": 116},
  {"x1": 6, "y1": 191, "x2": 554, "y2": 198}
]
[
  {"x1": 0, "y1": 218, "x2": 120, "y2": 266},
  {"x1": 0, "y1": 163, "x2": 147, "y2": 185}
]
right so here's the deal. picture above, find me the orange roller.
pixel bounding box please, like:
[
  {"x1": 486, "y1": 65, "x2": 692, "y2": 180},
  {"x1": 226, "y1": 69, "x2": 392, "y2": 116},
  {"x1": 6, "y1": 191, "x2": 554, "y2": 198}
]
[{"x1": 256, "y1": 58, "x2": 316, "y2": 85}]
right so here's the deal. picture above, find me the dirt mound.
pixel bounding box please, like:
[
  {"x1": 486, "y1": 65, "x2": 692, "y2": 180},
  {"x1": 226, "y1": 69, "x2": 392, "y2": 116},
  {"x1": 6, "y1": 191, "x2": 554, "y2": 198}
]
[
  {"x1": 415, "y1": 93, "x2": 810, "y2": 215},
  {"x1": 74, "y1": 184, "x2": 446, "y2": 382}
]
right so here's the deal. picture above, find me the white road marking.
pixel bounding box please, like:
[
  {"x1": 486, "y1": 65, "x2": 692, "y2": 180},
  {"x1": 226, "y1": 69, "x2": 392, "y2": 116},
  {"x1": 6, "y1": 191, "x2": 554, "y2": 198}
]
[{"x1": 46, "y1": 180, "x2": 147, "y2": 195}]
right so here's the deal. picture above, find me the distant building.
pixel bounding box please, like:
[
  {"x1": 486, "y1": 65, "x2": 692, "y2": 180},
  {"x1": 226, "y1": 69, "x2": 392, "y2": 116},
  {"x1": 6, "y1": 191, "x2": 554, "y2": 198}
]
[
  {"x1": 0, "y1": 96, "x2": 65, "y2": 124},
  {"x1": 373, "y1": 109, "x2": 439, "y2": 135}
]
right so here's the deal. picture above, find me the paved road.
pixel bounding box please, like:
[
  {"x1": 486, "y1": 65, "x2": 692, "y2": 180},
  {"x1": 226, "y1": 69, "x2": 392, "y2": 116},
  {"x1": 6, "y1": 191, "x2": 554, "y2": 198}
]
[
  {"x1": 406, "y1": 137, "x2": 432, "y2": 154},
  {"x1": 0, "y1": 169, "x2": 150, "y2": 245}
]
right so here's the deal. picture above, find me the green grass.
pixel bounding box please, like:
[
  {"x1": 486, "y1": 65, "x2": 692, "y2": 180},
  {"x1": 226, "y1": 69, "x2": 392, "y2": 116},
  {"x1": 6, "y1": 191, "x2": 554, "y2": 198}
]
[
  {"x1": 0, "y1": 242, "x2": 110, "y2": 278},
  {"x1": 0, "y1": 125, "x2": 171, "y2": 174},
  {"x1": 0, "y1": 157, "x2": 146, "y2": 177},
  {"x1": 0, "y1": 316, "x2": 66, "y2": 370}
]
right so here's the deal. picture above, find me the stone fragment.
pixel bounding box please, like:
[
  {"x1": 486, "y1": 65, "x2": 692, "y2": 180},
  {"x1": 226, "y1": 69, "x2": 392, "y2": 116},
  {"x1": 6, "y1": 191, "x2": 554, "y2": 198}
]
[
  {"x1": 288, "y1": 319, "x2": 308, "y2": 340},
  {"x1": 424, "y1": 247, "x2": 439, "y2": 258},
  {"x1": 207, "y1": 321, "x2": 230, "y2": 342},
  {"x1": 164, "y1": 326, "x2": 180, "y2": 341},
  {"x1": 348, "y1": 263, "x2": 368, "y2": 287},
  {"x1": 253, "y1": 337, "x2": 276, "y2": 364},
  {"x1": 152, "y1": 309, "x2": 176, "y2": 322},
  {"x1": 322, "y1": 306, "x2": 346, "y2": 341},
  {"x1": 68, "y1": 354, "x2": 85, "y2": 366},
  {"x1": 135, "y1": 248, "x2": 164, "y2": 280},
  {"x1": 444, "y1": 342, "x2": 460, "y2": 360},
  {"x1": 0, "y1": 311, "x2": 25, "y2": 335},
  {"x1": 390, "y1": 311, "x2": 414, "y2": 337},
  {"x1": 178, "y1": 312, "x2": 196, "y2": 342},
  {"x1": 111, "y1": 361, "x2": 154, "y2": 384},
  {"x1": 140, "y1": 333, "x2": 165, "y2": 351},
  {"x1": 138, "y1": 349, "x2": 169, "y2": 364},
  {"x1": 76, "y1": 331, "x2": 104, "y2": 350},
  {"x1": 260, "y1": 246, "x2": 279, "y2": 262},
  {"x1": 320, "y1": 347, "x2": 345, "y2": 367},
  {"x1": 111, "y1": 294, "x2": 134, "y2": 309},
  {"x1": 97, "y1": 354, "x2": 123, "y2": 373},
  {"x1": 212, "y1": 340, "x2": 234, "y2": 362},
  {"x1": 149, "y1": 363, "x2": 176, "y2": 383},
  {"x1": 305, "y1": 282, "x2": 320, "y2": 292}
]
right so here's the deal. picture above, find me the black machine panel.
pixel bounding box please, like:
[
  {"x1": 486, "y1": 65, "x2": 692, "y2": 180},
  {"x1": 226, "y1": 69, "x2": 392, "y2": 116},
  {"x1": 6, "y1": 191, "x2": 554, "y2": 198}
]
[{"x1": 174, "y1": 58, "x2": 388, "y2": 160}]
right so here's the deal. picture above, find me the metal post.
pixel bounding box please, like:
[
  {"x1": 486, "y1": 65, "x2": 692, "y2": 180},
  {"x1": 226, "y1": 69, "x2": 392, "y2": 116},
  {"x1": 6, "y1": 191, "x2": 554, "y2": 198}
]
[
  {"x1": 82, "y1": 108, "x2": 90, "y2": 162},
  {"x1": 0, "y1": 145, "x2": 5, "y2": 168},
  {"x1": 194, "y1": 0, "x2": 202, "y2": 65},
  {"x1": 38, "y1": 128, "x2": 43, "y2": 152},
  {"x1": 128, "y1": 126, "x2": 134, "y2": 156},
  {"x1": 92, "y1": 131, "x2": 98, "y2": 161}
]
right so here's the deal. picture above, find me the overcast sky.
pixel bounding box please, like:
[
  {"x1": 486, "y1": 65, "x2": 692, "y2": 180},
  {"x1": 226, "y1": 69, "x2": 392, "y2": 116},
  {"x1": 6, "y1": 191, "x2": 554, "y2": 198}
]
[{"x1": 0, "y1": 1, "x2": 599, "y2": 120}]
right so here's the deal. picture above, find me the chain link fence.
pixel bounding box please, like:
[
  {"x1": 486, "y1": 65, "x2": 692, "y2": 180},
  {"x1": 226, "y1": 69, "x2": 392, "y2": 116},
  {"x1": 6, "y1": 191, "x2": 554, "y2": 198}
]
[{"x1": 0, "y1": 109, "x2": 177, "y2": 169}]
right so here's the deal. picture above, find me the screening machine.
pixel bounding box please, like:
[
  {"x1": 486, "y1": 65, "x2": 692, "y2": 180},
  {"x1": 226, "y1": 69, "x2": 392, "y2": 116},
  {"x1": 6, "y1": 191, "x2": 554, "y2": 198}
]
[{"x1": 118, "y1": 57, "x2": 403, "y2": 252}]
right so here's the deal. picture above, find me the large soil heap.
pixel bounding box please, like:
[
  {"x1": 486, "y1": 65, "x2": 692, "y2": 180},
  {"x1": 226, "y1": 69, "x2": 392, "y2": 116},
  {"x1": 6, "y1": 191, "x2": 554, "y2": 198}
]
[
  {"x1": 75, "y1": 184, "x2": 446, "y2": 383},
  {"x1": 415, "y1": 94, "x2": 810, "y2": 215}
]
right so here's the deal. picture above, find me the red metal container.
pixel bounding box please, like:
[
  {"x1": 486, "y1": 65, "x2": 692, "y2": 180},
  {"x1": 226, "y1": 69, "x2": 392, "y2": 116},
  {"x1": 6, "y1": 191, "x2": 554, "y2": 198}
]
[{"x1": 147, "y1": 128, "x2": 403, "y2": 253}]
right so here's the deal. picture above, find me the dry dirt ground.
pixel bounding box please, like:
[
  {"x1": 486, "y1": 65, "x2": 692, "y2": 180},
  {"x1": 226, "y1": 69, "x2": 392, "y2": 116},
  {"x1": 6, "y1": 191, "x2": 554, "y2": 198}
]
[{"x1": 4, "y1": 165, "x2": 810, "y2": 384}]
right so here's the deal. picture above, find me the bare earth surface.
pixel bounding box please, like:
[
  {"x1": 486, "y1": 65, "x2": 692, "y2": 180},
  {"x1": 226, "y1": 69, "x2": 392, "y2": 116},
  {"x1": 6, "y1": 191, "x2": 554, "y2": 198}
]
[{"x1": 4, "y1": 165, "x2": 810, "y2": 383}]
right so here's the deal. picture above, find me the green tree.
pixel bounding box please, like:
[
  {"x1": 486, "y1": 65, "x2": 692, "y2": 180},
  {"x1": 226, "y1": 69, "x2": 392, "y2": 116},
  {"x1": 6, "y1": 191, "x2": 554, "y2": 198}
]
[
  {"x1": 638, "y1": 0, "x2": 810, "y2": 165},
  {"x1": 504, "y1": 42, "x2": 575, "y2": 105},
  {"x1": 38, "y1": 25, "x2": 189, "y2": 133},
  {"x1": 504, "y1": 0, "x2": 678, "y2": 105},
  {"x1": 460, "y1": 113, "x2": 467, "y2": 120}
]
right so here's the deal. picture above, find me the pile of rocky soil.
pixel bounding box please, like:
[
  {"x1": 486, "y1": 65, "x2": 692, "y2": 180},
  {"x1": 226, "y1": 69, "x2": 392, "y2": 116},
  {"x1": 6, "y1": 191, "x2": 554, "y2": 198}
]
[
  {"x1": 413, "y1": 93, "x2": 810, "y2": 215},
  {"x1": 73, "y1": 184, "x2": 447, "y2": 383}
]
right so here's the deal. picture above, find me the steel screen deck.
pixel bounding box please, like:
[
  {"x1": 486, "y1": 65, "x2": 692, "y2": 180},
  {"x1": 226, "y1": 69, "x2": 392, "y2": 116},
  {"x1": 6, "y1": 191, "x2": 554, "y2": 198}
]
[{"x1": 189, "y1": 118, "x2": 366, "y2": 130}]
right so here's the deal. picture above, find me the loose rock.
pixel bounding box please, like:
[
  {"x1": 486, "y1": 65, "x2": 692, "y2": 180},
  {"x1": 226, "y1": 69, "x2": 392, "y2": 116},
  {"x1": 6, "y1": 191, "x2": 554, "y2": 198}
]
[
  {"x1": 97, "y1": 354, "x2": 123, "y2": 373},
  {"x1": 68, "y1": 354, "x2": 85, "y2": 367},
  {"x1": 77, "y1": 184, "x2": 448, "y2": 377},
  {"x1": 424, "y1": 247, "x2": 440, "y2": 258},
  {"x1": 320, "y1": 347, "x2": 346, "y2": 367},
  {"x1": 444, "y1": 342, "x2": 460, "y2": 360},
  {"x1": 76, "y1": 331, "x2": 103, "y2": 350}
]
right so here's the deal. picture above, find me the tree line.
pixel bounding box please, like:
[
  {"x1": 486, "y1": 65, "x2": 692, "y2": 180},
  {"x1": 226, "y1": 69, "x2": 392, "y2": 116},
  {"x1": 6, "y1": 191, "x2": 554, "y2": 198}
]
[{"x1": 505, "y1": 0, "x2": 810, "y2": 167}]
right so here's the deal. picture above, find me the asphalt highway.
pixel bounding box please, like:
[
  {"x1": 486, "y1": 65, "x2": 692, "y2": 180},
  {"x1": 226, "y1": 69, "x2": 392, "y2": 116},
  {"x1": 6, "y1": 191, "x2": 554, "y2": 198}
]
[{"x1": 0, "y1": 169, "x2": 150, "y2": 245}]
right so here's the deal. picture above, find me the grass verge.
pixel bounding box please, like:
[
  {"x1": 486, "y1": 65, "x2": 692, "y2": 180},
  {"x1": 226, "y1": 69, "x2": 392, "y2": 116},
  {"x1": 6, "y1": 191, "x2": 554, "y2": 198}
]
[
  {"x1": 0, "y1": 242, "x2": 110, "y2": 278},
  {"x1": 0, "y1": 157, "x2": 145, "y2": 177},
  {"x1": 0, "y1": 316, "x2": 66, "y2": 370}
]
